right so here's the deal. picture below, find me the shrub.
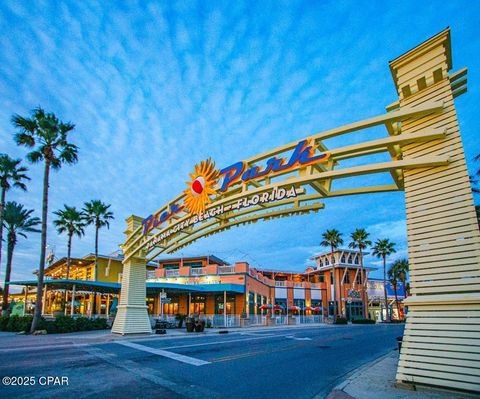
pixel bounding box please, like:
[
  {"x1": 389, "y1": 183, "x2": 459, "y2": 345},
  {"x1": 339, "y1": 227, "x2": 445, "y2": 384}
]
[
  {"x1": 91, "y1": 317, "x2": 108, "y2": 330},
  {"x1": 0, "y1": 315, "x2": 9, "y2": 331},
  {"x1": 352, "y1": 318, "x2": 376, "y2": 324},
  {"x1": 0, "y1": 315, "x2": 109, "y2": 334},
  {"x1": 334, "y1": 317, "x2": 348, "y2": 325},
  {"x1": 75, "y1": 317, "x2": 93, "y2": 331},
  {"x1": 54, "y1": 315, "x2": 77, "y2": 333}
]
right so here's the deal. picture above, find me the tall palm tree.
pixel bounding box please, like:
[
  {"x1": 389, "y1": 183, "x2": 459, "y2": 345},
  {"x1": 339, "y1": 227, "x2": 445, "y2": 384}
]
[
  {"x1": 392, "y1": 258, "x2": 409, "y2": 299},
  {"x1": 387, "y1": 263, "x2": 401, "y2": 321},
  {"x1": 0, "y1": 155, "x2": 30, "y2": 274},
  {"x1": 53, "y1": 205, "x2": 86, "y2": 313},
  {"x1": 2, "y1": 202, "x2": 40, "y2": 314},
  {"x1": 348, "y1": 228, "x2": 371, "y2": 318},
  {"x1": 83, "y1": 200, "x2": 114, "y2": 314},
  {"x1": 13, "y1": 107, "x2": 78, "y2": 332},
  {"x1": 320, "y1": 229, "x2": 344, "y2": 319},
  {"x1": 372, "y1": 239, "x2": 396, "y2": 322}
]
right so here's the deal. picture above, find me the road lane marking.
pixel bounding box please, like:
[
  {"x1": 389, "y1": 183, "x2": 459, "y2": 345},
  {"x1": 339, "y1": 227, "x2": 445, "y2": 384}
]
[
  {"x1": 116, "y1": 340, "x2": 210, "y2": 366},
  {"x1": 285, "y1": 335, "x2": 312, "y2": 341},
  {"x1": 161, "y1": 333, "x2": 282, "y2": 350}
]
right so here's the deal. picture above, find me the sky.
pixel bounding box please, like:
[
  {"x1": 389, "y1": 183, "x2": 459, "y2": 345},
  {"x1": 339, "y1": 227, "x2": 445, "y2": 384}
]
[{"x1": 0, "y1": 0, "x2": 479, "y2": 287}]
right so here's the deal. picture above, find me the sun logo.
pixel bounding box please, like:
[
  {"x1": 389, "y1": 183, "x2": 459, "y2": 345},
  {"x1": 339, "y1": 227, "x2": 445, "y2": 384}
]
[{"x1": 183, "y1": 158, "x2": 219, "y2": 215}]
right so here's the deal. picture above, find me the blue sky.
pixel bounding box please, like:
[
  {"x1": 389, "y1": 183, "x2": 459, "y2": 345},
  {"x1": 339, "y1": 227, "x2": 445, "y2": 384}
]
[{"x1": 1, "y1": 1, "x2": 479, "y2": 286}]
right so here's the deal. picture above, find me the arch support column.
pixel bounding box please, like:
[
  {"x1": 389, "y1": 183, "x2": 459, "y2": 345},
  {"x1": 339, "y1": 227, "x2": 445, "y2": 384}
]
[
  {"x1": 390, "y1": 29, "x2": 480, "y2": 392},
  {"x1": 112, "y1": 216, "x2": 152, "y2": 335}
]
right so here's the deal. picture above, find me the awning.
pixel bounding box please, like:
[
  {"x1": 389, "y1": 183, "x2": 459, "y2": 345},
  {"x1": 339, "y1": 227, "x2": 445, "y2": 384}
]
[{"x1": 9, "y1": 280, "x2": 245, "y2": 295}]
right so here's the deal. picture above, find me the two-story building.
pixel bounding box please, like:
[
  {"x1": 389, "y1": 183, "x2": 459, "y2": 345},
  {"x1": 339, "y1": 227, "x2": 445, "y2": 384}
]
[{"x1": 9, "y1": 249, "x2": 376, "y2": 322}]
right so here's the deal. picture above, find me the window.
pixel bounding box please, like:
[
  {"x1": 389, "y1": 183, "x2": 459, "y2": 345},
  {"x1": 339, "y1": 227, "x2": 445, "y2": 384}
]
[
  {"x1": 189, "y1": 294, "x2": 206, "y2": 315},
  {"x1": 185, "y1": 261, "x2": 203, "y2": 268},
  {"x1": 341, "y1": 255, "x2": 346, "y2": 263},
  {"x1": 215, "y1": 294, "x2": 236, "y2": 315},
  {"x1": 356, "y1": 273, "x2": 362, "y2": 284},
  {"x1": 344, "y1": 272, "x2": 350, "y2": 284},
  {"x1": 354, "y1": 257, "x2": 359, "y2": 265},
  {"x1": 164, "y1": 263, "x2": 179, "y2": 270},
  {"x1": 248, "y1": 292, "x2": 255, "y2": 315},
  {"x1": 347, "y1": 255, "x2": 353, "y2": 264},
  {"x1": 318, "y1": 275, "x2": 324, "y2": 283}
]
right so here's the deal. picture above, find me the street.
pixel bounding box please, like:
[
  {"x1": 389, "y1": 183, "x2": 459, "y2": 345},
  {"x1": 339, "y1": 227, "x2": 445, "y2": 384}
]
[{"x1": 1, "y1": 324, "x2": 404, "y2": 399}]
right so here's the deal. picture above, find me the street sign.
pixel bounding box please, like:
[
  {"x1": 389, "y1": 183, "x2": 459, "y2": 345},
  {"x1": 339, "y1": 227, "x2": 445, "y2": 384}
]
[
  {"x1": 162, "y1": 298, "x2": 171, "y2": 303},
  {"x1": 160, "y1": 292, "x2": 167, "y2": 299}
]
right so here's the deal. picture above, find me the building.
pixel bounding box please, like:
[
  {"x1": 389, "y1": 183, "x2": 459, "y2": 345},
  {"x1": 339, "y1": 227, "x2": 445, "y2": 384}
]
[
  {"x1": 9, "y1": 249, "x2": 375, "y2": 322},
  {"x1": 367, "y1": 278, "x2": 406, "y2": 321}
]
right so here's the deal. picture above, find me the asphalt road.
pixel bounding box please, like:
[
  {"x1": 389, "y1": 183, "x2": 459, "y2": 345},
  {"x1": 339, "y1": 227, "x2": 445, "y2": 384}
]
[{"x1": 1, "y1": 324, "x2": 404, "y2": 399}]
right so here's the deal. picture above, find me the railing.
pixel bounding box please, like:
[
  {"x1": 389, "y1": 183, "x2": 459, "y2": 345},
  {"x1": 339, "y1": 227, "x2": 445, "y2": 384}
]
[
  {"x1": 293, "y1": 282, "x2": 304, "y2": 288},
  {"x1": 191, "y1": 267, "x2": 205, "y2": 276},
  {"x1": 146, "y1": 271, "x2": 156, "y2": 279},
  {"x1": 275, "y1": 281, "x2": 286, "y2": 287},
  {"x1": 206, "y1": 315, "x2": 241, "y2": 328},
  {"x1": 218, "y1": 266, "x2": 235, "y2": 274},
  {"x1": 310, "y1": 282, "x2": 322, "y2": 288},
  {"x1": 165, "y1": 269, "x2": 179, "y2": 277}
]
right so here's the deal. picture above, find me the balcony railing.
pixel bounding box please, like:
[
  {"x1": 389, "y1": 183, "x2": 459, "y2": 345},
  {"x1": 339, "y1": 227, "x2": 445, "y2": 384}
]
[
  {"x1": 275, "y1": 281, "x2": 286, "y2": 287},
  {"x1": 165, "y1": 269, "x2": 179, "y2": 277},
  {"x1": 191, "y1": 267, "x2": 205, "y2": 276},
  {"x1": 218, "y1": 266, "x2": 235, "y2": 274},
  {"x1": 293, "y1": 282, "x2": 304, "y2": 288},
  {"x1": 146, "y1": 271, "x2": 156, "y2": 279}
]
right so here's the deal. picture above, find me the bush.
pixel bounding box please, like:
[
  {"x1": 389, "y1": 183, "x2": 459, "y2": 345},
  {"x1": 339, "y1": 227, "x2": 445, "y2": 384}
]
[
  {"x1": 91, "y1": 317, "x2": 108, "y2": 330},
  {"x1": 334, "y1": 317, "x2": 348, "y2": 325},
  {"x1": 352, "y1": 318, "x2": 376, "y2": 324},
  {"x1": 75, "y1": 317, "x2": 94, "y2": 331},
  {"x1": 0, "y1": 315, "x2": 9, "y2": 331},
  {"x1": 0, "y1": 315, "x2": 109, "y2": 334}
]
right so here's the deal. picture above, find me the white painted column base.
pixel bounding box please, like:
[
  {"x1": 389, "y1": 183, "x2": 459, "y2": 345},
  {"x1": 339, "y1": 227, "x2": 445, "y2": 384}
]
[
  {"x1": 397, "y1": 294, "x2": 480, "y2": 392},
  {"x1": 112, "y1": 304, "x2": 152, "y2": 335}
]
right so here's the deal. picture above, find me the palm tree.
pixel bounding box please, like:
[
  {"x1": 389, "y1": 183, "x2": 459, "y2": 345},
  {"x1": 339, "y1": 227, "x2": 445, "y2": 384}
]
[
  {"x1": 372, "y1": 239, "x2": 396, "y2": 322},
  {"x1": 387, "y1": 264, "x2": 400, "y2": 321},
  {"x1": 392, "y1": 258, "x2": 409, "y2": 299},
  {"x1": 53, "y1": 205, "x2": 86, "y2": 313},
  {"x1": 0, "y1": 155, "x2": 30, "y2": 275},
  {"x1": 348, "y1": 228, "x2": 371, "y2": 318},
  {"x1": 83, "y1": 200, "x2": 114, "y2": 314},
  {"x1": 320, "y1": 229, "x2": 344, "y2": 319},
  {"x1": 13, "y1": 107, "x2": 78, "y2": 332},
  {"x1": 2, "y1": 202, "x2": 40, "y2": 315}
]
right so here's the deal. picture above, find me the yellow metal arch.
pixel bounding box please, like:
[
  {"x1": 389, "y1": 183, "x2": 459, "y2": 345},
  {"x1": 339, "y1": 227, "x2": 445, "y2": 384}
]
[{"x1": 122, "y1": 99, "x2": 447, "y2": 262}]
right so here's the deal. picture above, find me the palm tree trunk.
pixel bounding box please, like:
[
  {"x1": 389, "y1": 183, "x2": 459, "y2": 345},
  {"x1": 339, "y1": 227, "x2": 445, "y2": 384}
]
[
  {"x1": 30, "y1": 159, "x2": 50, "y2": 333},
  {"x1": 330, "y1": 245, "x2": 337, "y2": 320},
  {"x1": 2, "y1": 232, "x2": 14, "y2": 315},
  {"x1": 383, "y1": 255, "x2": 390, "y2": 322},
  {"x1": 401, "y1": 276, "x2": 407, "y2": 298},
  {"x1": 359, "y1": 246, "x2": 366, "y2": 319},
  {"x1": 64, "y1": 233, "x2": 72, "y2": 315},
  {"x1": 92, "y1": 224, "x2": 99, "y2": 315},
  {"x1": 0, "y1": 187, "x2": 6, "y2": 280}
]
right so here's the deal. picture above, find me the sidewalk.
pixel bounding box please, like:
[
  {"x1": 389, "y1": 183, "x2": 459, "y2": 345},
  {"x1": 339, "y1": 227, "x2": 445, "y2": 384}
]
[
  {"x1": 0, "y1": 322, "x2": 330, "y2": 351},
  {"x1": 326, "y1": 351, "x2": 475, "y2": 399}
]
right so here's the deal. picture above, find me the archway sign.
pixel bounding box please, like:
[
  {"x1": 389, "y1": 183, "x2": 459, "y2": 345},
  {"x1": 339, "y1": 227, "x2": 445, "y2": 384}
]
[{"x1": 112, "y1": 29, "x2": 480, "y2": 393}]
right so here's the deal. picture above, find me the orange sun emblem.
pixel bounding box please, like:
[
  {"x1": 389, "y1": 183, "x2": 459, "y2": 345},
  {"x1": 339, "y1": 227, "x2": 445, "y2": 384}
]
[{"x1": 183, "y1": 158, "x2": 219, "y2": 215}]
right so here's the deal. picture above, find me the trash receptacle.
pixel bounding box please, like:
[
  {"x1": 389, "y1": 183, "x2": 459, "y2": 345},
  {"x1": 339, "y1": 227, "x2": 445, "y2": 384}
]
[{"x1": 396, "y1": 336, "x2": 403, "y2": 351}]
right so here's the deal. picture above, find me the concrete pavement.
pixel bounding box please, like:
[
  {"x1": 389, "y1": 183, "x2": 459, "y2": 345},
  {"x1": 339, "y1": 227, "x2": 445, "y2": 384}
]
[{"x1": 327, "y1": 350, "x2": 476, "y2": 399}]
